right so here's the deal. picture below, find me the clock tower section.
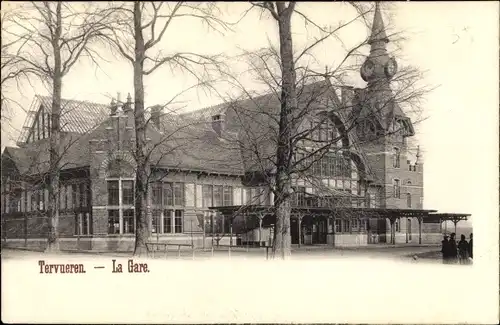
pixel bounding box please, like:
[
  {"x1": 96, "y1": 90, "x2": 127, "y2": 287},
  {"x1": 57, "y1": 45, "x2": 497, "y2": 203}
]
[{"x1": 355, "y1": 2, "x2": 420, "y2": 212}]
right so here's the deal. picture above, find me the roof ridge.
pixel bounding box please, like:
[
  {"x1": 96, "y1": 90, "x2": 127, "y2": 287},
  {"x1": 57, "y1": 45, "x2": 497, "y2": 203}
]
[{"x1": 36, "y1": 94, "x2": 109, "y2": 107}]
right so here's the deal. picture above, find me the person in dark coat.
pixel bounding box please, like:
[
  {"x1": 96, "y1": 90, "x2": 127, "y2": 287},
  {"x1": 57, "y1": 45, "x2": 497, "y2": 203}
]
[
  {"x1": 469, "y1": 233, "x2": 473, "y2": 259},
  {"x1": 449, "y1": 233, "x2": 458, "y2": 263},
  {"x1": 441, "y1": 235, "x2": 450, "y2": 263},
  {"x1": 458, "y1": 234, "x2": 469, "y2": 264}
]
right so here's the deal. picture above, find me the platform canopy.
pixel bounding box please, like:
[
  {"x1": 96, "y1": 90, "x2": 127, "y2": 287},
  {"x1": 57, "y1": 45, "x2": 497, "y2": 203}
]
[{"x1": 208, "y1": 205, "x2": 438, "y2": 220}]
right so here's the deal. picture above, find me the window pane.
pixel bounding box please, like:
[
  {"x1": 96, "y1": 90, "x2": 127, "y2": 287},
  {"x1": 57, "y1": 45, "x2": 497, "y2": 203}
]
[
  {"x1": 173, "y1": 183, "x2": 184, "y2": 206},
  {"x1": 107, "y1": 181, "x2": 119, "y2": 205},
  {"x1": 213, "y1": 185, "x2": 222, "y2": 207},
  {"x1": 163, "y1": 209, "x2": 172, "y2": 233},
  {"x1": 80, "y1": 183, "x2": 88, "y2": 207},
  {"x1": 223, "y1": 186, "x2": 233, "y2": 206},
  {"x1": 163, "y1": 183, "x2": 173, "y2": 206},
  {"x1": 174, "y1": 210, "x2": 183, "y2": 233},
  {"x1": 122, "y1": 181, "x2": 134, "y2": 205},
  {"x1": 152, "y1": 210, "x2": 161, "y2": 233},
  {"x1": 202, "y1": 185, "x2": 212, "y2": 207},
  {"x1": 123, "y1": 209, "x2": 135, "y2": 234},
  {"x1": 108, "y1": 209, "x2": 120, "y2": 234},
  {"x1": 72, "y1": 184, "x2": 79, "y2": 208},
  {"x1": 152, "y1": 183, "x2": 162, "y2": 205},
  {"x1": 83, "y1": 213, "x2": 90, "y2": 235}
]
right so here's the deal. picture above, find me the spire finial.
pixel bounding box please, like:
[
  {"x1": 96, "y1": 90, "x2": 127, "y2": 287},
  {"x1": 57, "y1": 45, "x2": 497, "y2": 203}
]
[
  {"x1": 415, "y1": 145, "x2": 421, "y2": 164},
  {"x1": 368, "y1": 2, "x2": 389, "y2": 44},
  {"x1": 127, "y1": 92, "x2": 132, "y2": 102}
]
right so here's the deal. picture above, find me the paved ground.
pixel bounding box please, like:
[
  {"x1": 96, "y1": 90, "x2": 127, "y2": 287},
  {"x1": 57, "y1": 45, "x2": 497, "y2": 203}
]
[{"x1": 1, "y1": 244, "x2": 443, "y2": 263}]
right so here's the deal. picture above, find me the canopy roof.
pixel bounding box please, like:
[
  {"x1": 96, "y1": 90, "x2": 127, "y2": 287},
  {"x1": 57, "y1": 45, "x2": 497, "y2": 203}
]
[{"x1": 208, "y1": 205, "x2": 440, "y2": 219}]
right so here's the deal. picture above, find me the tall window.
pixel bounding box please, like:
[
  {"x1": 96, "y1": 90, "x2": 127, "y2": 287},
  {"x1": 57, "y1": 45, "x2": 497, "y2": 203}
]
[
  {"x1": 106, "y1": 179, "x2": 135, "y2": 235},
  {"x1": 173, "y1": 183, "x2": 184, "y2": 206},
  {"x1": 393, "y1": 179, "x2": 401, "y2": 198},
  {"x1": 108, "y1": 181, "x2": 119, "y2": 205},
  {"x1": 122, "y1": 181, "x2": 134, "y2": 205},
  {"x1": 406, "y1": 193, "x2": 412, "y2": 208},
  {"x1": 213, "y1": 185, "x2": 222, "y2": 207},
  {"x1": 334, "y1": 219, "x2": 341, "y2": 233},
  {"x1": 123, "y1": 209, "x2": 135, "y2": 234},
  {"x1": 152, "y1": 210, "x2": 161, "y2": 233},
  {"x1": 202, "y1": 185, "x2": 213, "y2": 207},
  {"x1": 223, "y1": 186, "x2": 233, "y2": 206},
  {"x1": 152, "y1": 183, "x2": 162, "y2": 205},
  {"x1": 174, "y1": 210, "x2": 183, "y2": 233},
  {"x1": 108, "y1": 210, "x2": 120, "y2": 234},
  {"x1": 163, "y1": 182, "x2": 173, "y2": 206},
  {"x1": 393, "y1": 147, "x2": 401, "y2": 168},
  {"x1": 395, "y1": 218, "x2": 400, "y2": 232},
  {"x1": 163, "y1": 210, "x2": 172, "y2": 233},
  {"x1": 342, "y1": 219, "x2": 350, "y2": 232}
]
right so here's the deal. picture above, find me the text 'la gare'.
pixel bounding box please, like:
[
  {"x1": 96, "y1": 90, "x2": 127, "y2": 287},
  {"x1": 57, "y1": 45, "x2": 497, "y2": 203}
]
[{"x1": 112, "y1": 259, "x2": 150, "y2": 273}]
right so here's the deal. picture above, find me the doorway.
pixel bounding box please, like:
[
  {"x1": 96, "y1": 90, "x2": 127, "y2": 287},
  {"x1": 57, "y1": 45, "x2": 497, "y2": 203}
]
[{"x1": 312, "y1": 217, "x2": 328, "y2": 244}]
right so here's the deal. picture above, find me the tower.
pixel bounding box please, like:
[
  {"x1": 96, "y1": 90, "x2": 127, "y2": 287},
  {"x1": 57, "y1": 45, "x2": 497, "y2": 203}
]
[
  {"x1": 354, "y1": 2, "x2": 419, "y2": 215},
  {"x1": 354, "y1": 2, "x2": 425, "y2": 242}
]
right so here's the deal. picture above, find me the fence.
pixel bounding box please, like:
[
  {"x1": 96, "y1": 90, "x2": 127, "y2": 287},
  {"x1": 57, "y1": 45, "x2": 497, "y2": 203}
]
[{"x1": 145, "y1": 241, "x2": 272, "y2": 260}]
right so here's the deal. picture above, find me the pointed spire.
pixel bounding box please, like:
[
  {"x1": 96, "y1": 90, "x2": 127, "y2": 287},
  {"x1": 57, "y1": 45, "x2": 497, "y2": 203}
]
[
  {"x1": 124, "y1": 92, "x2": 132, "y2": 112},
  {"x1": 368, "y1": 2, "x2": 389, "y2": 44}
]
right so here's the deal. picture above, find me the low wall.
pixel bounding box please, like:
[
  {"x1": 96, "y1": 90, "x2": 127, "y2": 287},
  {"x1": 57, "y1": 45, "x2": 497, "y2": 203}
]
[
  {"x1": 389, "y1": 232, "x2": 443, "y2": 245},
  {"x1": 327, "y1": 234, "x2": 368, "y2": 247},
  {"x1": 1, "y1": 235, "x2": 233, "y2": 252}
]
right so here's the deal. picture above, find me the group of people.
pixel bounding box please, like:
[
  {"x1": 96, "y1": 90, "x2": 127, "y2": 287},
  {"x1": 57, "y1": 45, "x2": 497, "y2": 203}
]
[{"x1": 441, "y1": 232, "x2": 473, "y2": 264}]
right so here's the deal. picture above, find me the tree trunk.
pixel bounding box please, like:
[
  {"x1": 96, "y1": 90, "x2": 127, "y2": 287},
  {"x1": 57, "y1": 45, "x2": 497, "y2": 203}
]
[
  {"x1": 133, "y1": 1, "x2": 149, "y2": 257},
  {"x1": 45, "y1": 2, "x2": 62, "y2": 253},
  {"x1": 271, "y1": 4, "x2": 296, "y2": 259}
]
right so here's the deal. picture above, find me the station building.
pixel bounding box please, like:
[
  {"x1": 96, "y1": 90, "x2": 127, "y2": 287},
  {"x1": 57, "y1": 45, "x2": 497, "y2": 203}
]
[{"x1": 0, "y1": 4, "x2": 468, "y2": 251}]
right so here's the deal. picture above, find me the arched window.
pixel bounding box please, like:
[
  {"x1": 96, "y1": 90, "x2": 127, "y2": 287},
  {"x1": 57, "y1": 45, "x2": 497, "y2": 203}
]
[
  {"x1": 406, "y1": 193, "x2": 411, "y2": 208},
  {"x1": 393, "y1": 179, "x2": 401, "y2": 198},
  {"x1": 393, "y1": 147, "x2": 400, "y2": 168}
]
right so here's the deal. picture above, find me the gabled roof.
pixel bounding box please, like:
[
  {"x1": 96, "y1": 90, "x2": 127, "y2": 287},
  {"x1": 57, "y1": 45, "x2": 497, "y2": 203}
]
[
  {"x1": 3, "y1": 77, "x2": 414, "y2": 179},
  {"x1": 17, "y1": 95, "x2": 110, "y2": 144}
]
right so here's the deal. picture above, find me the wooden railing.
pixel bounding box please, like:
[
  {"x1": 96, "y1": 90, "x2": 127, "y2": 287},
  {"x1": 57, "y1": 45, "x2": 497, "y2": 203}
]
[
  {"x1": 145, "y1": 242, "x2": 273, "y2": 260},
  {"x1": 145, "y1": 242, "x2": 195, "y2": 259}
]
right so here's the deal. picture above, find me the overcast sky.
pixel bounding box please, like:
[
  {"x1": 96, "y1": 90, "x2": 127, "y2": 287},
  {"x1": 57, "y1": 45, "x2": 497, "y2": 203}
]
[{"x1": 1, "y1": 2, "x2": 498, "y2": 228}]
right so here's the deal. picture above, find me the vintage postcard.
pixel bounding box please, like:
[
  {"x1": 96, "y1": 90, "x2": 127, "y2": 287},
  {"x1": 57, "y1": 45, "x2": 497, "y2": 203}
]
[{"x1": 1, "y1": 1, "x2": 498, "y2": 324}]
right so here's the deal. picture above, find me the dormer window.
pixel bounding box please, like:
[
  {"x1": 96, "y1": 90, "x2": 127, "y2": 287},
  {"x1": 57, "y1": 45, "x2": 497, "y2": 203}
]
[{"x1": 212, "y1": 115, "x2": 221, "y2": 121}]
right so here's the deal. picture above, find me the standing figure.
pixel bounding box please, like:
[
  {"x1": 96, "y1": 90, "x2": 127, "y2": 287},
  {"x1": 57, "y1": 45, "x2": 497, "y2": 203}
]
[
  {"x1": 457, "y1": 234, "x2": 469, "y2": 264},
  {"x1": 449, "y1": 233, "x2": 458, "y2": 264},
  {"x1": 441, "y1": 234, "x2": 450, "y2": 264},
  {"x1": 469, "y1": 233, "x2": 473, "y2": 259}
]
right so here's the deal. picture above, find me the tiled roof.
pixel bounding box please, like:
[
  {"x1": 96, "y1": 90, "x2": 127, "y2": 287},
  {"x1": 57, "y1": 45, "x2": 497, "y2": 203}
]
[
  {"x1": 37, "y1": 95, "x2": 109, "y2": 134},
  {"x1": 3, "y1": 79, "x2": 410, "y2": 178}
]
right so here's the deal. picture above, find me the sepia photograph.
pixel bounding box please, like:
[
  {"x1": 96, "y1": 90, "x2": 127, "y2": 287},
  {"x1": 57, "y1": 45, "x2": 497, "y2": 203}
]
[{"x1": 1, "y1": 1, "x2": 498, "y2": 324}]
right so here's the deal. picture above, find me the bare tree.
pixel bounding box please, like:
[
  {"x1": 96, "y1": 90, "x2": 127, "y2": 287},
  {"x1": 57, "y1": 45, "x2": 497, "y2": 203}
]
[
  {"x1": 3, "y1": 2, "x2": 112, "y2": 252},
  {"x1": 100, "y1": 1, "x2": 232, "y2": 256},
  {"x1": 210, "y1": 1, "x2": 433, "y2": 259}
]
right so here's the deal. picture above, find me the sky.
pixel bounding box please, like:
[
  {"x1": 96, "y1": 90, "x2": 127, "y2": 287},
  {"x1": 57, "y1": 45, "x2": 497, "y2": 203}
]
[{"x1": 1, "y1": 2, "x2": 499, "y2": 229}]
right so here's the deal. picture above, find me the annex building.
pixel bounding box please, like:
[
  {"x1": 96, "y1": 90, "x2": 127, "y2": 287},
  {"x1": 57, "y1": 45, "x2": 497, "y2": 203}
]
[{"x1": 0, "y1": 4, "x2": 469, "y2": 251}]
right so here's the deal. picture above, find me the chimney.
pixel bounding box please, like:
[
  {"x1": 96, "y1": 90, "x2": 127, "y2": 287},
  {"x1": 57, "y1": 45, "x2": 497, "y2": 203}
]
[
  {"x1": 211, "y1": 114, "x2": 224, "y2": 137},
  {"x1": 109, "y1": 98, "x2": 117, "y2": 116},
  {"x1": 151, "y1": 105, "x2": 162, "y2": 129},
  {"x1": 123, "y1": 92, "x2": 132, "y2": 112},
  {"x1": 115, "y1": 92, "x2": 123, "y2": 113}
]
